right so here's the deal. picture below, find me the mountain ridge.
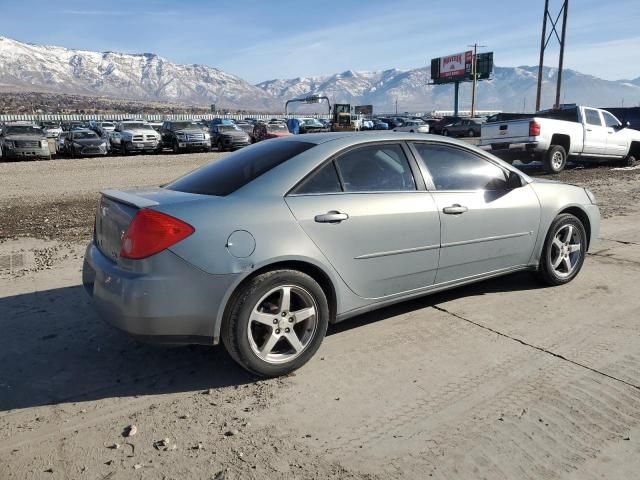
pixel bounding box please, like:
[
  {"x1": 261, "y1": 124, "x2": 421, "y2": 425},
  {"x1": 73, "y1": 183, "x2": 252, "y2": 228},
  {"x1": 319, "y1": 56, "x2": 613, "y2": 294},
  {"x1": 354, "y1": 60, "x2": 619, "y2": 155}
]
[{"x1": 0, "y1": 36, "x2": 638, "y2": 113}]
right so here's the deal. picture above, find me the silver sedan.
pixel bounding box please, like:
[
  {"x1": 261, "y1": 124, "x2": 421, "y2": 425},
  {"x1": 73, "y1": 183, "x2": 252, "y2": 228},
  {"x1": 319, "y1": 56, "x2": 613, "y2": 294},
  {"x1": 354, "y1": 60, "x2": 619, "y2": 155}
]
[{"x1": 83, "y1": 133, "x2": 600, "y2": 377}]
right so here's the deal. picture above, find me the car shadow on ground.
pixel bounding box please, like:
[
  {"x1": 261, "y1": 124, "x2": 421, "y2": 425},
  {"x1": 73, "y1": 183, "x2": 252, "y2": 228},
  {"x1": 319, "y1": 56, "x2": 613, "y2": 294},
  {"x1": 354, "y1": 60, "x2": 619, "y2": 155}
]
[{"x1": 0, "y1": 271, "x2": 543, "y2": 412}]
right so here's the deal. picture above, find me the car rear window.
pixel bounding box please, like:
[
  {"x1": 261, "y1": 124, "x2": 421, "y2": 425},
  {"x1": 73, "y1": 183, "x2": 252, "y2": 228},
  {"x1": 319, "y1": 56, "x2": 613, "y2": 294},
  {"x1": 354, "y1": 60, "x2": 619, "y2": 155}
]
[{"x1": 166, "y1": 140, "x2": 315, "y2": 196}]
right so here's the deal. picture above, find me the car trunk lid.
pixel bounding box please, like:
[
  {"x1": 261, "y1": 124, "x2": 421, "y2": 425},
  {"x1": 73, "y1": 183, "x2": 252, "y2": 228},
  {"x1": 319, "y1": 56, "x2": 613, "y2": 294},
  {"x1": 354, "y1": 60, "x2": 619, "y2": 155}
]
[{"x1": 95, "y1": 187, "x2": 206, "y2": 262}]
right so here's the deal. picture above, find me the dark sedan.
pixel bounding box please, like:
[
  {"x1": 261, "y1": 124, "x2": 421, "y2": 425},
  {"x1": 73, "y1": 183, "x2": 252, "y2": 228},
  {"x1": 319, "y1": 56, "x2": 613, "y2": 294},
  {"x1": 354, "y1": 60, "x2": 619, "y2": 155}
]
[{"x1": 64, "y1": 129, "x2": 108, "y2": 157}]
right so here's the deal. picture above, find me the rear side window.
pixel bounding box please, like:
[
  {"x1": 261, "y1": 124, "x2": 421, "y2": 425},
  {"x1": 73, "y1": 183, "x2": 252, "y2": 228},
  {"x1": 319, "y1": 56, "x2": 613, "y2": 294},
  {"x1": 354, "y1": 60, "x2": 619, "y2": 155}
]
[
  {"x1": 584, "y1": 109, "x2": 603, "y2": 126},
  {"x1": 294, "y1": 162, "x2": 342, "y2": 194},
  {"x1": 167, "y1": 141, "x2": 314, "y2": 196},
  {"x1": 335, "y1": 144, "x2": 416, "y2": 192}
]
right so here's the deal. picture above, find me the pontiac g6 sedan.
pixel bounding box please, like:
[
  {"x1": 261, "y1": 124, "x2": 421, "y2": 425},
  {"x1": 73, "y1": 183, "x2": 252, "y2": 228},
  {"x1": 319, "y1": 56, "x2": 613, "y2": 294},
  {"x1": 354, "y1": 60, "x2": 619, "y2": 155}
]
[{"x1": 83, "y1": 133, "x2": 600, "y2": 377}]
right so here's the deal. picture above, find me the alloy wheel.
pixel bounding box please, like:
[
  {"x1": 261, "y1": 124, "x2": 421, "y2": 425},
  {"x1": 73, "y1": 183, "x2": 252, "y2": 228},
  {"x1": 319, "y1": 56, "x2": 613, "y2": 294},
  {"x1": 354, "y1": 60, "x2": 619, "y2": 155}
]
[
  {"x1": 551, "y1": 150, "x2": 564, "y2": 170},
  {"x1": 550, "y1": 224, "x2": 583, "y2": 278},
  {"x1": 247, "y1": 285, "x2": 318, "y2": 364}
]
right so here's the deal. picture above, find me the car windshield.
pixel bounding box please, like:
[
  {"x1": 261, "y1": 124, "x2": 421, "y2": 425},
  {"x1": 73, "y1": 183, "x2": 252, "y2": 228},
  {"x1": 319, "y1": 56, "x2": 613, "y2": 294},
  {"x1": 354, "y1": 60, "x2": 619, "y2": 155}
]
[
  {"x1": 302, "y1": 119, "x2": 321, "y2": 126},
  {"x1": 172, "y1": 121, "x2": 201, "y2": 130},
  {"x1": 167, "y1": 141, "x2": 314, "y2": 196},
  {"x1": 4, "y1": 126, "x2": 44, "y2": 136},
  {"x1": 73, "y1": 131, "x2": 99, "y2": 139},
  {"x1": 42, "y1": 123, "x2": 59, "y2": 128},
  {"x1": 122, "y1": 123, "x2": 152, "y2": 130},
  {"x1": 267, "y1": 124, "x2": 288, "y2": 132},
  {"x1": 101, "y1": 123, "x2": 115, "y2": 128},
  {"x1": 218, "y1": 125, "x2": 241, "y2": 132}
]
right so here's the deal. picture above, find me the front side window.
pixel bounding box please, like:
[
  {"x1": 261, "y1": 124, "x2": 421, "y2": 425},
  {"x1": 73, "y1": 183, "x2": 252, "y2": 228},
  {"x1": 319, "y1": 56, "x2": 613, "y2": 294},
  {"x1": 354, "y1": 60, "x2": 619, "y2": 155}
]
[
  {"x1": 584, "y1": 109, "x2": 603, "y2": 126},
  {"x1": 335, "y1": 144, "x2": 416, "y2": 192},
  {"x1": 602, "y1": 111, "x2": 621, "y2": 128},
  {"x1": 413, "y1": 143, "x2": 510, "y2": 191}
]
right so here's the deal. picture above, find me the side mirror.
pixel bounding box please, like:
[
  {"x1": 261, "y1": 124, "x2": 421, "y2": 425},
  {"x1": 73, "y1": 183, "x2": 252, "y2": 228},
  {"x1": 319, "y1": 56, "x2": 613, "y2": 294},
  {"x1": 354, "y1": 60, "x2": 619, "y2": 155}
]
[{"x1": 506, "y1": 170, "x2": 523, "y2": 189}]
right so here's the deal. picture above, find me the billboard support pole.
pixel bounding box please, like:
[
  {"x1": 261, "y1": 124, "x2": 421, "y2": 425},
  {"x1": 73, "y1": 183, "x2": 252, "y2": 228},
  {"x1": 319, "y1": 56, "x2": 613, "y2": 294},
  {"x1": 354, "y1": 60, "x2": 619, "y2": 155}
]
[
  {"x1": 454, "y1": 82, "x2": 459, "y2": 117},
  {"x1": 555, "y1": 1, "x2": 569, "y2": 108},
  {"x1": 535, "y1": 0, "x2": 568, "y2": 111}
]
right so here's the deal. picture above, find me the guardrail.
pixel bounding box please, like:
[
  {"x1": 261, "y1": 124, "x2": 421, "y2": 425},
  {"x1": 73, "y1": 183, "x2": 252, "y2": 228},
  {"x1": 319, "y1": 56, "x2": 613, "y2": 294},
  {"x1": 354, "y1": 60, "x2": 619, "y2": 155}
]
[{"x1": 0, "y1": 113, "x2": 333, "y2": 122}]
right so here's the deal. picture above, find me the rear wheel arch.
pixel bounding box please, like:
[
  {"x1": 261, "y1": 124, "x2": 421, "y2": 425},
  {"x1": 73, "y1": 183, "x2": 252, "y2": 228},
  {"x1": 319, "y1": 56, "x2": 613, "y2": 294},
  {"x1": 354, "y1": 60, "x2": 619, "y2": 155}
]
[
  {"x1": 550, "y1": 133, "x2": 571, "y2": 152},
  {"x1": 221, "y1": 260, "x2": 338, "y2": 332}
]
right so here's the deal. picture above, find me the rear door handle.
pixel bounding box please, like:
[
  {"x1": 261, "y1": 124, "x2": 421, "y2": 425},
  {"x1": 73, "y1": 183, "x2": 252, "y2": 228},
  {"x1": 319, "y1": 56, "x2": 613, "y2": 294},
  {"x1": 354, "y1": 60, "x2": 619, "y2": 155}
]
[
  {"x1": 314, "y1": 211, "x2": 349, "y2": 223},
  {"x1": 443, "y1": 204, "x2": 468, "y2": 215}
]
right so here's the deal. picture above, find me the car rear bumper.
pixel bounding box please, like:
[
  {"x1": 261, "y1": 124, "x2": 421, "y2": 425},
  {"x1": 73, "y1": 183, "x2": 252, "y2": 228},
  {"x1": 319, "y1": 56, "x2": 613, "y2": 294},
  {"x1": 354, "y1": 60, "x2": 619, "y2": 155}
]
[{"x1": 82, "y1": 242, "x2": 240, "y2": 345}]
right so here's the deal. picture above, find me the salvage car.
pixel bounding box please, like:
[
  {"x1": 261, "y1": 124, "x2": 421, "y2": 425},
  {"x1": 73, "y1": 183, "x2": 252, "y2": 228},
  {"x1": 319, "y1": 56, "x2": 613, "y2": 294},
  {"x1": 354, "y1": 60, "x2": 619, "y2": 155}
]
[
  {"x1": 63, "y1": 129, "x2": 109, "y2": 157},
  {"x1": 40, "y1": 121, "x2": 63, "y2": 138},
  {"x1": 0, "y1": 122, "x2": 51, "y2": 160},
  {"x1": 160, "y1": 120, "x2": 211, "y2": 153},
  {"x1": 393, "y1": 119, "x2": 430, "y2": 133},
  {"x1": 109, "y1": 121, "x2": 161, "y2": 155},
  {"x1": 252, "y1": 122, "x2": 292, "y2": 143},
  {"x1": 441, "y1": 118, "x2": 482, "y2": 138},
  {"x1": 481, "y1": 105, "x2": 640, "y2": 173},
  {"x1": 210, "y1": 124, "x2": 251, "y2": 151},
  {"x1": 83, "y1": 132, "x2": 600, "y2": 377}
]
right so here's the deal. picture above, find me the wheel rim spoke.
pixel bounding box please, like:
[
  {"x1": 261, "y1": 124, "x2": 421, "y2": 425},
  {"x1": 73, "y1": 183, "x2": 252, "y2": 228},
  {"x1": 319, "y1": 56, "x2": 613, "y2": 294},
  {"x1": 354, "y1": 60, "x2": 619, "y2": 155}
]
[
  {"x1": 252, "y1": 311, "x2": 276, "y2": 326},
  {"x1": 553, "y1": 237, "x2": 563, "y2": 250},
  {"x1": 280, "y1": 286, "x2": 291, "y2": 312},
  {"x1": 259, "y1": 334, "x2": 279, "y2": 358},
  {"x1": 286, "y1": 331, "x2": 304, "y2": 353},
  {"x1": 552, "y1": 254, "x2": 563, "y2": 269},
  {"x1": 569, "y1": 243, "x2": 581, "y2": 253},
  {"x1": 563, "y1": 225, "x2": 574, "y2": 243},
  {"x1": 292, "y1": 306, "x2": 315, "y2": 323},
  {"x1": 562, "y1": 256, "x2": 572, "y2": 272}
]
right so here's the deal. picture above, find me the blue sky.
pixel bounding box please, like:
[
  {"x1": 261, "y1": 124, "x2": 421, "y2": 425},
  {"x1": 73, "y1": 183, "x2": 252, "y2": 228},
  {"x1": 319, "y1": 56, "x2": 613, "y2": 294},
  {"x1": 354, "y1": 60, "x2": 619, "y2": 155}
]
[{"x1": 1, "y1": 0, "x2": 639, "y2": 83}]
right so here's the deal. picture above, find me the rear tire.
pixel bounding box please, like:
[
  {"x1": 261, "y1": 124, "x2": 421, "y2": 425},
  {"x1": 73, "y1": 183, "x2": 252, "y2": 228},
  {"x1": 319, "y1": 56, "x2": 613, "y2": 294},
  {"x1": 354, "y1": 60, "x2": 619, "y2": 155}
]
[
  {"x1": 543, "y1": 145, "x2": 567, "y2": 174},
  {"x1": 467, "y1": 129, "x2": 475, "y2": 137},
  {"x1": 221, "y1": 270, "x2": 329, "y2": 377},
  {"x1": 621, "y1": 155, "x2": 637, "y2": 167},
  {"x1": 537, "y1": 213, "x2": 587, "y2": 286}
]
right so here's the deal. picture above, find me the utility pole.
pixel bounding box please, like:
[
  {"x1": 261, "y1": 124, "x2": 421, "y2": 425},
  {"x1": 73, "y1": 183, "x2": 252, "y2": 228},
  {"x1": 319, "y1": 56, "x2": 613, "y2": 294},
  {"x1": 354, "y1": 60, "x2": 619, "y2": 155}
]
[
  {"x1": 468, "y1": 43, "x2": 486, "y2": 118},
  {"x1": 395, "y1": 97, "x2": 398, "y2": 115},
  {"x1": 535, "y1": 0, "x2": 569, "y2": 110}
]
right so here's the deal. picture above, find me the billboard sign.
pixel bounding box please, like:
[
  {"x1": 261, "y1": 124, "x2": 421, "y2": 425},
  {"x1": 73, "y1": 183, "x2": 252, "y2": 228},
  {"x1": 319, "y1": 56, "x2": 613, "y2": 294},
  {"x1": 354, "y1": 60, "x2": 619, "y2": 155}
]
[
  {"x1": 440, "y1": 51, "x2": 472, "y2": 80},
  {"x1": 431, "y1": 50, "x2": 494, "y2": 85}
]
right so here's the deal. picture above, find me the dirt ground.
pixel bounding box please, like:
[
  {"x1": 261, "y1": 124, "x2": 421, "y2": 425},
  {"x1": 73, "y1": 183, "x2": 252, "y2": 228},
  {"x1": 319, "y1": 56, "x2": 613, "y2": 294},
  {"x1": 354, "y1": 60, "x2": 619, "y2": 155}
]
[{"x1": 1, "y1": 150, "x2": 640, "y2": 479}]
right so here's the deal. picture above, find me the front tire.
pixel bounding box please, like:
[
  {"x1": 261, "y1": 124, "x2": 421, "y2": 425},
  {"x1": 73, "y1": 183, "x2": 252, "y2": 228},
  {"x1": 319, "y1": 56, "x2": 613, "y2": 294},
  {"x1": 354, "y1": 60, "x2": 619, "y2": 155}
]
[
  {"x1": 543, "y1": 145, "x2": 567, "y2": 174},
  {"x1": 442, "y1": 129, "x2": 449, "y2": 136},
  {"x1": 537, "y1": 213, "x2": 587, "y2": 286},
  {"x1": 222, "y1": 270, "x2": 329, "y2": 377},
  {"x1": 467, "y1": 129, "x2": 475, "y2": 137}
]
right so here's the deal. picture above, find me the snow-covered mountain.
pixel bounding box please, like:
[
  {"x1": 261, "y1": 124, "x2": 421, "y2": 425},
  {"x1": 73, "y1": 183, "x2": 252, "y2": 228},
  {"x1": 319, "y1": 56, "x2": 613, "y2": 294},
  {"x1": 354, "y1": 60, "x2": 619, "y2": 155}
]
[
  {"x1": 259, "y1": 66, "x2": 640, "y2": 112},
  {"x1": 0, "y1": 36, "x2": 638, "y2": 113},
  {"x1": 0, "y1": 36, "x2": 278, "y2": 111}
]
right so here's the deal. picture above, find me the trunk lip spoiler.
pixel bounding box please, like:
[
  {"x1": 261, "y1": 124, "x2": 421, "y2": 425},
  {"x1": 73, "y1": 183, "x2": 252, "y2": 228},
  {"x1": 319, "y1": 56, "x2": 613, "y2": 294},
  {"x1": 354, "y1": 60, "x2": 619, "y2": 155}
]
[{"x1": 101, "y1": 189, "x2": 160, "y2": 209}]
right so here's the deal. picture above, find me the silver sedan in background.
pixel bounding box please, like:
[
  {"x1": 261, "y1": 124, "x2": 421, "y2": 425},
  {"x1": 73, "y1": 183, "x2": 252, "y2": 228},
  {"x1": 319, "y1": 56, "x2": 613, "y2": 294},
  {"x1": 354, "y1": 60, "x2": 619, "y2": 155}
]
[{"x1": 83, "y1": 133, "x2": 600, "y2": 377}]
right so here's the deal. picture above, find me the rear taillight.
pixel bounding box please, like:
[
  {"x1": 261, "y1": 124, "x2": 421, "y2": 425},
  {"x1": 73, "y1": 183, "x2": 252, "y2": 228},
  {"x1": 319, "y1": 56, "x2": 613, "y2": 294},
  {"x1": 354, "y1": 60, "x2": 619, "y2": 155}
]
[
  {"x1": 120, "y1": 209, "x2": 194, "y2": 260},
  {"x1": 529, "y1": 121, "x2": 541, "y2": 137}
]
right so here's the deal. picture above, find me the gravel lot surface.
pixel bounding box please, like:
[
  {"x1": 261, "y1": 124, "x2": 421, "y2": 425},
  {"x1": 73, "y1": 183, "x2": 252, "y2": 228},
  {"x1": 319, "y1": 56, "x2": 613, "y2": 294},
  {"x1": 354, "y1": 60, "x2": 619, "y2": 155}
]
[{"x1": 2, "y1": 149, "x2": 640, "y2": 479}]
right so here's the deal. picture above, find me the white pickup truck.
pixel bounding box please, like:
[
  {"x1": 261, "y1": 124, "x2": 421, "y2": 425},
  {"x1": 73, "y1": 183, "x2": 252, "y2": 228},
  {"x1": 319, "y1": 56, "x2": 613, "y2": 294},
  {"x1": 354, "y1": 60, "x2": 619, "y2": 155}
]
[{"x1": 480, "y1": 105, "x2": 640, "y2": 173}]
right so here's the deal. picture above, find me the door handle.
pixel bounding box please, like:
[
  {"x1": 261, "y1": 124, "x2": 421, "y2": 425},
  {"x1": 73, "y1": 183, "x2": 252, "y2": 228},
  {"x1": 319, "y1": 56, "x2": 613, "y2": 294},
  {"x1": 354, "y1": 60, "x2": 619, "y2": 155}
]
[
  {"x1": 314, "y1": 211, "x2": 349, "y2": 223},
  {"x1": 585, "y1": 128, "x2": 592, "y2": 132},
  {"x1": 443, "y1": 204, "x2": 468, "y2": 215}
]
